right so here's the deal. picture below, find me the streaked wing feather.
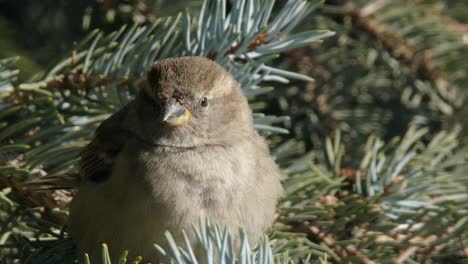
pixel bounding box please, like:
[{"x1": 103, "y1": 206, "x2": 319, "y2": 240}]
[
  {"x1": 26, "y1": 106, "x2": 130, "y2": 190},
  {"x1": 80, "y1": 106, "x2": 130, "y2": 183}
]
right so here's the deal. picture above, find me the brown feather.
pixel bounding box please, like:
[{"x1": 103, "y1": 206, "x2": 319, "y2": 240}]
[
  {"x1": 79, "y1": 105, "x2": 130, "y2": 183},
  {"x1": 26, "y1": 106, "x2": 130, "y2": 190}
]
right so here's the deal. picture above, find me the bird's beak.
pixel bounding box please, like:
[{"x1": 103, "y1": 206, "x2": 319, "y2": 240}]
[{"x1": 162, "y1": 101, "x2": 191, "y2": 126}]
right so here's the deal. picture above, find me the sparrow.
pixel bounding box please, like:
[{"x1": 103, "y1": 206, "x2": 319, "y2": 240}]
[{"x1": 68, "y1": 57, "x2": 283, "y2": 262}]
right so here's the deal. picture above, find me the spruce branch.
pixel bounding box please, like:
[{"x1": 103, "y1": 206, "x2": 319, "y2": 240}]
[
  {"x1": 308, "y1": 225, "x2": 374, "y2": 264},
  {"x1": 271, "y1": 0, "x2": 467, "y2": 159},
  {"x1": 333, "y1": 1, "x2": 466, "y2": 114},
  {"x1": 1, "y1": 1, "x2": 466, "y2": 263}
]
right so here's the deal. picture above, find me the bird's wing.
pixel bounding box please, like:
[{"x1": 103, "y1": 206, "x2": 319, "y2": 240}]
[
  {"x1": 25, "y1": 106, "x2": 130, "y2": 190},
  {"x1": 79, "y1": 106, "x2": 130, "y2": 183}
]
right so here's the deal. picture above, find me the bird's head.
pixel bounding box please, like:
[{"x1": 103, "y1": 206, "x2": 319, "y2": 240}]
[{"x1": 134, "y1": 57, "x2": 253, "y2": 148}]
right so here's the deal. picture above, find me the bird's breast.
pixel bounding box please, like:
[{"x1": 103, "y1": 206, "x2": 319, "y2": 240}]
[{"x1": 132, "y1": 143, "x2": 255, "y2": 218}]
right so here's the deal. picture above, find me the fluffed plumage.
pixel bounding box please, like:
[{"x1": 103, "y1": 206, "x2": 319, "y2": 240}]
[{"x1": 68, "y1": 57, "x2": 283, "y2": 262}]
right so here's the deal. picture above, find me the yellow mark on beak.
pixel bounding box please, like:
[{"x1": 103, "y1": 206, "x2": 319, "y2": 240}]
[{"x1": 162, "y1": 102, "x2": 191, "y2": 126}]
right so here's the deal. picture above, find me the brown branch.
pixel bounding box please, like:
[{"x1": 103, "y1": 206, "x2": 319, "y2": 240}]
[
  {"x1": 7, "y1": 71, "x2": 146, "y2": 103},
  {"x1": 408, "y1": 0, "x2": 468, "y2": 34},
  {"x1": 341, "y1": 167, "x2": 368, "y2": 183},
  {"x1": 394, "y1": 216, "x2": 468, "y2": 264},
  {"x1": 340, "y1": 2, "x2": 463, "y2": 110},
  {"x1": 373, "y1": 176, "x2": 404, "y2": 204},
  {"x1": 207, "y1": 32, "x2": 270, "y2": 60},
  {"x1": 46, "y1": 71, "x2": 133, "y2": 93},
  {"x1": 396, "y1": 235, "x2": 437, "y2": 264},
  {"x1": 421, "y1": 224, "x2": 467, "y2": 263},
  {"x1": 308, "y1": 225, "x2": 375, "y2": 264},
  {"x1": 0, "y1": 174, "x2": 70, "y2": 226}
]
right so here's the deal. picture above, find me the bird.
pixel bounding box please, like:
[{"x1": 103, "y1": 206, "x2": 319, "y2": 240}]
[{"x1": 68, "y1": 56, "x2": 283, "y2": 262}]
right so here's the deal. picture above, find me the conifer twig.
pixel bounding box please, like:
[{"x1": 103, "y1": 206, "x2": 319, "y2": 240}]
[
  {"x1": 308, "y1": 225, "x2": 374, "y2": 264},
  {"x1": 0, "y1": 176, "x2": 70, "y2": 225},
  {"x1": 339, "y1": 1, "x2": 463, "y2": 110}
]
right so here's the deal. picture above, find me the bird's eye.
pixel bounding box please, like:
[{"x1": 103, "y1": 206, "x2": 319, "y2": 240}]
[{"x1": 201, "y1": 97, "x2": 208, "y2": 107}]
